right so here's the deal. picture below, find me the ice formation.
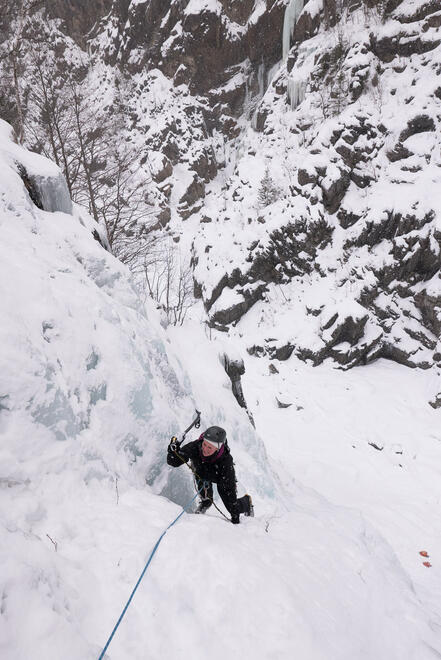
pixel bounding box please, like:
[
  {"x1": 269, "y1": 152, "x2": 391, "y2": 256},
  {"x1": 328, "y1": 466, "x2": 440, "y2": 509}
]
[
  {"x1": 0, "y1": 119, "x2": 72, "y2": 214},
  {"x1": 287, "y1": 77, "x2": 306, "y2": 109},
  {"x1": 282, "y1": 0, "x2": 305, "y2": 61},
  {"x1": 31, "y1": 172, "x2": 73, "y2": 214}
]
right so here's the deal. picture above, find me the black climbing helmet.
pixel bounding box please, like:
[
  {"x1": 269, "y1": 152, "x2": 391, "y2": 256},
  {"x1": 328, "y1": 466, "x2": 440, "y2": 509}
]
[{"x1": 203, "y1": 426, "x2": 226, "y2": 448}]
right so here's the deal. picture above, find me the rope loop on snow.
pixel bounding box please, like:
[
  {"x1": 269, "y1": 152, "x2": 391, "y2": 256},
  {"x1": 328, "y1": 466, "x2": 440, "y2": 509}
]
[{"x1": 97, "y1": 485, "x2": 204, "y2": 660}]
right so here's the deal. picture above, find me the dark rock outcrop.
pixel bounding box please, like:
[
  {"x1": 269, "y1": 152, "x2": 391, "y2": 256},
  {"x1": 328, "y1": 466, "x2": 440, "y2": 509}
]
[
  {"x1": 177, "y1": 176, "x2": 205, "y2": 220},
  {"x1": 150, "y1": 154, "x2": 173, "y2": 183},
  {"x1": 222, "y1": 352, "x2": 254, "y2": 424},
  {"x1": 387, "y1": 142, "x2": 413, "y2": 162},
  {"x1": 429, "y1": 392, "x2": 441, "y2": 409},
  {"x1": 271, "y1": 343, "x2": 295, "y2": 361},
  {"x1": 209, "y1": 282, "x2": 267, "y2": 327},
  {"x1": 415, "y1": 285, "x2": 441, "y2": 336},
  {"x1": 321, "y1": 168, "x2": 351, "y2": 214},
  {"x1": 321, "y1": 311, "x2": 369, "y2": 348},
  {"x1": 395, "y1": 0, "x2": 440, "y2": 23},
  {"x1": 370, "y1": 32, "x2": 441, "y2": 62},
  {"x1": 222, "y1": 353, "x2": 247, "y2": 409},
  {"x1": 399, "y1": 114, "x2": 435, "y2": 142},
  {"x1": 47, "y1": 0, "x2": 116, "y2": 49},
  {"x1": 17, "y1": 164, "x2": 43, "y2": 210}
]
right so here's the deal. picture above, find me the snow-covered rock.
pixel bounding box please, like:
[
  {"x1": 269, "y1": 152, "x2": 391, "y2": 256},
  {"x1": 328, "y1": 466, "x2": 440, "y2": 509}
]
[{"x1": 3, "y1": 1, "x2": 440, "y2": 371}]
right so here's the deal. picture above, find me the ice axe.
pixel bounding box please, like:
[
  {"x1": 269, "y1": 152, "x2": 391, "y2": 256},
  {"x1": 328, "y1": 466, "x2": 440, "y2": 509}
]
[{"x1": 171, "y1": 409, "x2": 201, "y2": 449}]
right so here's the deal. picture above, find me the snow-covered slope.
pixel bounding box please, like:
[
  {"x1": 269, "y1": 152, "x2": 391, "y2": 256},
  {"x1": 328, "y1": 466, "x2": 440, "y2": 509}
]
[
  {"x1": 1, "y1": 119, "x2": 441, "y2": 660},
  {"x1": 0, "y1": 120, "x2": 272, "y2": 657}
]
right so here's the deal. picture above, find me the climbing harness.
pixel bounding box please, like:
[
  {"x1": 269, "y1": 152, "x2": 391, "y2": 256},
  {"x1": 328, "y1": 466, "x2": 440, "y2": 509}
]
[{"x1": 97, "y1": 484, "x2": 204, "y2": 660}]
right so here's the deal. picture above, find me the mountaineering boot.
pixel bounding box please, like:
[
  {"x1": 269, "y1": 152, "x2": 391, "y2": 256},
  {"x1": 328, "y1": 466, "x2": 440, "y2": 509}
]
[
  {"x1": 244, "y1": 494, "x2": 254, "y2": 517},
  {"x1": 195, "y1": 499, "x2": 211, "y2": 514}
]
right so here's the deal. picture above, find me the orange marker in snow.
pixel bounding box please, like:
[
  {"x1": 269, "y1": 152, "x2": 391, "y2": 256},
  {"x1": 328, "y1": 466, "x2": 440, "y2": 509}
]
[
  {"x1": 419, "y1": 551, "x2": 429, "y2": 558},
  {"x1": 422, "y1": 561, "x2": 432, "y2": 568}
]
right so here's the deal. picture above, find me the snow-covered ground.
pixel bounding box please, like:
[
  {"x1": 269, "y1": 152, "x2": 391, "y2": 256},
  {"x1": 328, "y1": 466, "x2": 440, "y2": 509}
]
[
  {"x1": 163, "y1": 322, "x2": 441, "y2": 660},
  {"x1": 245, "y1": 354, "x2": 441, "y2": 615},
  {"x1": 4, "y1": 349, "x2": 441, "y2": 660}
]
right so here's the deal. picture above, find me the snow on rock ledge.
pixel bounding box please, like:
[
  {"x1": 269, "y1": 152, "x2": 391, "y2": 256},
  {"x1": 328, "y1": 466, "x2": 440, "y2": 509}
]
[
  {"x1": 0, "y1": 120, "x2": 72, "y2": 215},
  {"x1": 190, "y1": 0, "x2": 441, "y2": 372}
]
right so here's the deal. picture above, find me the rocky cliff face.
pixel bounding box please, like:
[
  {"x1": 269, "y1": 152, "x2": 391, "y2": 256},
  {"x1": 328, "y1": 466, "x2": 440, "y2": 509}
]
[
  {"x1": 187, "y1": 0, "x2": 441, "y2": 373},
  {"x1": 1, "y1": 0, "x2": 440, "y2": 377},
  {"x1": 88, "y1": 0, "x2": 288, "y2": 217}
]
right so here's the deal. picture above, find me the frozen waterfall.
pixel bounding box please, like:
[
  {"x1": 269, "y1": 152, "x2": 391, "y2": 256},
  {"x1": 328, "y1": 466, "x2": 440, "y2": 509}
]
[
  {"x1": 31, "y1": 172, "x2": 73, "y2": 214},
  {"x1": 287, "y1": 77, "x2": 307, "y2": 109},
  {"x1": 282, "y1": 0, "x2": 305, "y2": 61}
]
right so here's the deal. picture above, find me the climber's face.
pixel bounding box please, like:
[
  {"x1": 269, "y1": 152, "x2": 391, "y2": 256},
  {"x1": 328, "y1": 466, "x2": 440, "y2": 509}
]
[{"x1": 201, "y1": 440, "x2": 218, "y2": 456}]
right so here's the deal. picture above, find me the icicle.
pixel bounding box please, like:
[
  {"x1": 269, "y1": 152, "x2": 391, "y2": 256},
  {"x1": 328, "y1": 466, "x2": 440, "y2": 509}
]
[
  {"x1": 287, "y1": 78, "x2": 306, "y2": 110},
  {"x1": 251, "y1": 109, "x2": 258, "y2": 131},
  {"x1": 282, "y1": 0, "x2": 305, "y2": 61},
  {"x1": 250, "y1": 62, "x2": 267, "y2": 129},
  {"x1": 257, "y1": 62, "x2": 266, "y2": 98}
]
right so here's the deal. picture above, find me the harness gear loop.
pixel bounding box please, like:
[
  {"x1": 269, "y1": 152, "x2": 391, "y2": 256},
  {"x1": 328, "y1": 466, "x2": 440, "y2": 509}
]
[
  {"x1": 193, "y1": 476, "x2": 211, "y2": 501},
  {"x1": 202, "y1": 479, "x2": 210, "y2": 500}
]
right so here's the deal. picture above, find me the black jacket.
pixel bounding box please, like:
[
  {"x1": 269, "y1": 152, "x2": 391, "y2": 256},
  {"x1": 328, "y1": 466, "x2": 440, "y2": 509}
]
[{"x1": 167, "y1": 439, "x2": 238, "y2": 515}]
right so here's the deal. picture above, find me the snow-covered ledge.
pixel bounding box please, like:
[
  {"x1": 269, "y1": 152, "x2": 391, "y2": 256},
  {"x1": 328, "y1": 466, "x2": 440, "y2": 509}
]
[{"x1": 0, "y1": 119, "x2": 72, "y2": 215}]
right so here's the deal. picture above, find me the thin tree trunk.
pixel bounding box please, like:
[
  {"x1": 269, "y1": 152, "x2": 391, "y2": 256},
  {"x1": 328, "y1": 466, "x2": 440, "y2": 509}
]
[
  {"x1": 73, "y1": 88, "x2": 99, "y2": 223},
  {"x1": 35, "y1": 63, "x2": 60, "y2": 166},
  {"x1": 12, "y1": 50, "x2": 24, "y2": 143}
]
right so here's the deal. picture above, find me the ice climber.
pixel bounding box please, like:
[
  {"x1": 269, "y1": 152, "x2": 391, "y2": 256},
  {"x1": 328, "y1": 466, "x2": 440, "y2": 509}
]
[{"x1": 167, "y1": 426, "x2": 254, "y2": 524}]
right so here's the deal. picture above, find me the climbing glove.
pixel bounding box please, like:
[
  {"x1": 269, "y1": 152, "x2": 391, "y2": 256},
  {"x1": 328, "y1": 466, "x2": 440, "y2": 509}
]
[{"x1": 169, "y1": 436, "x2": 180, "y2": 454}]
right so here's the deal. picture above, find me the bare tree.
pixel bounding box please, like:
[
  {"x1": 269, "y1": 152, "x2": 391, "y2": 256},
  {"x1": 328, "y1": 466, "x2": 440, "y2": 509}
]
[
  {"x1": 0, "y1": 2, "x2": 193, "y2": 326},
  {"x1": 97, "y1": 146, "x2": 155, "y2": 257},
  {"x1": 140, "y1": 238, "x2": 195, "y2": 326},
  {"x1": 0, "y1": 0, "x2": 45, "y2": 142},
  {"x1": 13, "y1": 39, "x2": 159, "y2": 267},
  {"x1": 171, "y1": 258, "x2": 194, "y2": 326},
  {"x1": 69, "y1": 82, "x2": 109, "y2": 223},
  {"x1": 25, "y1": 53, "x2": 82, "y2": 194},
  {"x1": 313, "y1": 16, "x2": 350, "y2": 119}
]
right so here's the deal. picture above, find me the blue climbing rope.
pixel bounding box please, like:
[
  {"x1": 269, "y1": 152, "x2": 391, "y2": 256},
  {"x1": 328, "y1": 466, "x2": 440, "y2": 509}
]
[{"x1": 97, "y1": 485, "x2": 205, "y2": 660}]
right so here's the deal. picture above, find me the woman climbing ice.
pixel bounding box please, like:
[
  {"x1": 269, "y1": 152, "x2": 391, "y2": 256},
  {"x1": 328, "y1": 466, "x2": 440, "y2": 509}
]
[{"x1": 167, "y1": 426, "x2": 254, "y2": 524}]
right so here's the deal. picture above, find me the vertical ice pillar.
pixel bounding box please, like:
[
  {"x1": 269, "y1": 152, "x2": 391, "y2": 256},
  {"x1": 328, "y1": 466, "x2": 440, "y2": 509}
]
[
  {"x1": 282, "y1": 0, "x2": 305, "y2": 61},
  {"x1": 32, "y1": 172, "x2": 73, "y2": 214},
  {"x1": 287, "y1": 78, "x2": 306, "y2": 109}
]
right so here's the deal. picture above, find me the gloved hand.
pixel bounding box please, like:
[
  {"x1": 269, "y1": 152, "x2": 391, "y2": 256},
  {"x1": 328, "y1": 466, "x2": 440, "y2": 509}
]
[
  {"x1": 231, "y1": 514, "x2": 240, "y2": 524},
  {"x1": 168, "y1": 436, "x2": 180, "y2": 454}
]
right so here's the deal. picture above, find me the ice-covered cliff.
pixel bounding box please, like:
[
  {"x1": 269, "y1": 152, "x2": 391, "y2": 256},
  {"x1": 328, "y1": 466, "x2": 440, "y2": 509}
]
[{"x1": 0, "y1": 119, "x2": 276, "y2": 657}]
